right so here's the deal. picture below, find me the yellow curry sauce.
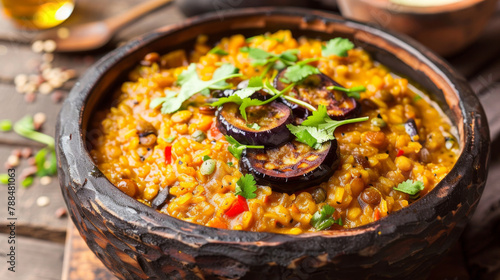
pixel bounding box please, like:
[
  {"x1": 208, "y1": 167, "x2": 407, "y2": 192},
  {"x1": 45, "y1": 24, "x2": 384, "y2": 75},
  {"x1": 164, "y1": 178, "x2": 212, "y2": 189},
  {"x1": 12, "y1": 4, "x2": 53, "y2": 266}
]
[{"x1": 89, "y1": 30, "x2": 459, "y2": 234}]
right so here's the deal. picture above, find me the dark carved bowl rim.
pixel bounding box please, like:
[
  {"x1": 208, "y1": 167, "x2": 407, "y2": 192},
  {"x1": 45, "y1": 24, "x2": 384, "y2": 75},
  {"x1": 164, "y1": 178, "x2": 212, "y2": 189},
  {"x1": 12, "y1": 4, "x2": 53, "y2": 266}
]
[{"x1": 57, "y1": 7, "x2": 489, "y2": 245}]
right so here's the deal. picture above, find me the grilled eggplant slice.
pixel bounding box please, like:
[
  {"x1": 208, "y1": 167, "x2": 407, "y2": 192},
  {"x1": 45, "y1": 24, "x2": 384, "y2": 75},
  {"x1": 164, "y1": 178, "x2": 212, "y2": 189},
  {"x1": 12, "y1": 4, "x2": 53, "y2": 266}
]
[
  {"x1": 274, "y1": 70, "x2": 360, "y2": 120},
  {"x1": 216, "y1": 102, "x2": 294, "y2": 147},
  {"x1": 240, "y1": 140, "x2": 340, "y2": 193}
]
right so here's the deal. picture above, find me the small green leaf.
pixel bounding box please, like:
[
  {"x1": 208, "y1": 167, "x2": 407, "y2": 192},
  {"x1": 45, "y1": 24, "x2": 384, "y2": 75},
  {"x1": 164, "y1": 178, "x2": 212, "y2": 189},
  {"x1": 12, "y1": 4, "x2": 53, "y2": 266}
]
[
  {"x1": 413, "y1": 95, "x2": 422, "y2": 102},
  {"x1": 322, "y1": 38, "x2": 354, "y2": 57},
  {"x1": 225, "y1": 135, "x2": 264, "y2": 160},
  {"x1": 0, "y1": 119, "x2": 12, "y2": 132},
  {"x1": 202, "y1": 155, "x2": 211, "y2": 161},
  {"x1": 282, "y1": 64, "x2": 320, "y2": 84},
  {"x1": 22, "y1": 176, "x2": 34, "y2": 188},
  {"x1": 327, "y1": 85, "x2": 366, "y2": 100},
  {"x1": 394, "y1": 180, "x2": 425, "y2": 196},
  {"x1": 151, "y1": 63, "x2": 242, "y2": 114},
  {"x1": 227, "y1": 162, "x2": 234, "y2": 167},
  {"x1": 208, "y1": 46, "x2": 229, "y2": 55},
  {"x1": 310, "y1": 204, "x2": 342, "y2": 230},
  {"x1": 301, "y1": 105, "x2": 329, "y2": 127},
  {"x1": 235, "y1": 174, "x2": 257, "y2": 199}
]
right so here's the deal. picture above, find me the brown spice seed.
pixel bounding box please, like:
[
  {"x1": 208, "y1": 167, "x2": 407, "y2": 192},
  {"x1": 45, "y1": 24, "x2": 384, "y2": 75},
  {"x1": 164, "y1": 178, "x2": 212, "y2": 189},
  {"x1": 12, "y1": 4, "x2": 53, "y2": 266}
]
[
  {"x1": 24, "y1": 93, "x2": 36, "y2": 103},
  {"x1": 55, "y1": 207, "x2": 67, "y2": 218},
  {"x1": 21, "y1": 147, "x2": 33, "y2": 158},
  {"x1": 11, "y1": 149, "x2": 21, "y2": 157}
]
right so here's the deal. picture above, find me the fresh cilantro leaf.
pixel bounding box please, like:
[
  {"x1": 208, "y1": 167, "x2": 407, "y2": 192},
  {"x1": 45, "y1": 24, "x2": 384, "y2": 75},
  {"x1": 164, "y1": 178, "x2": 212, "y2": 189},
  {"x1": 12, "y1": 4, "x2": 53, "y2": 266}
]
[
  {"x1": 227, "y1": 162, "x2": 234, "y2": 167},
  {"x1": 35, "y1": 147, "x2": 57, "y2": 177},
  {"x1": 208, "y1": 46, "x2": 228, "y2": 55},
  {"x1": 225, "y1": 135, "x2": 264, "y2": 160},
  {"x1": 150, "y1": 63, "x2": 241, "y2": 114},
  {"x1": 282, "y1": 64, "x2": 320, "y2": 84},
  {"x1": 327, "y1": 85, "x2": 366, "y2": 100},
  {"x1": 318, "y1": 116, "x2": 369, "y2": 135},
  {"x1": 202, "y1": 155, "x2": 211, "y2": 161},
  {"x1": 238, "y1": 80, "x2": 293, "y2": 120},
  {"x1": 278, "y1": 50, "x2": 299, "y2": 63},
  {"x1": 211, "y1": 63, "x2": 239, "y2": 89},
  {"x1": 0, "y1": 119, "x2": 12, "y2": 131},
  {"x1": 240, "y1": 47, "x2": 297, "y2": 68},
  {"x1": 322, "y1": 38, "x2": 354, "y2": 57},
  {"x1": 213, "y1": 79, "x2": 292, "y2": 121},
  {"x1": 235, "y1": 174, "x2": 257, "y2": 199},
  {"x1": 149, "y1": 97, "x2": 169, "y2": 110},
  {"x1": 300, "y1": 104, "x2": 329, "y2": 127},
  {"x1": 246, "y1": 123, "x2": 261, "y2": 130},
  {"x1": 347, "y1": 91, "x2": 360, "y2": 99},
  {"x1": 287, "y1": 125, "x2": 330, "y2": 149},
  {"x1": 310, "y1": 204, "x2": 342, "y2": 230},
  {"x1": 394, "y1": 180, "x2": 425, "y2": 196},
  {"x1": 240, "y1": 47, "x2": 274, "y2": 65},
  {"x1": 287, "y1": 105, "x2": 368, "y2": 148},
  {"x1": 413, "y1": 95, "x2": 422, "y2": 102},
  {"x1": 211, "y1": 77, "x2": 264, "y2": 108}
]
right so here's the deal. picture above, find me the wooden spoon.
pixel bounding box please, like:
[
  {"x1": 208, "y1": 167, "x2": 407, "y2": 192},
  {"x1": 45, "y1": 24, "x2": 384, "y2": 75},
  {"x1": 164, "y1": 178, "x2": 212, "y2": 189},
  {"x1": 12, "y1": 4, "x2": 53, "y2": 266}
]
[{"x1": 35, "y1": 0, "x2": 174, "y2": 52}]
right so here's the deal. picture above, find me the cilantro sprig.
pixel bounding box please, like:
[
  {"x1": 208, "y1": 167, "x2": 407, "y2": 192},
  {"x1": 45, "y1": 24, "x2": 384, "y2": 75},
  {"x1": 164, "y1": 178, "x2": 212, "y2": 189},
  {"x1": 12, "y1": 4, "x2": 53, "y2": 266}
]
[
  {"x1": 235, "y1": 174, "x2": 258, "y2": 199},
  {"x1": 326, "y1": 85, "x2": 366, "y2": 100},
  {"x1": 240, "y1": 47, "x2": 298, "y2": 77},
  {"x1": 310, "y1": 204, "x2": 343, "y2": 230},
  {"x1": 211, "y1": 78, "x2": 294, "y2": 121},
  {"x1": 322, "y1": 38, "x2": 354, "y2": 57},
  {"x1": 150, "y1": 63, "x2": 242, "y2": 114},
  {"x1": 394, "y1": 179, "x2": 425, "y2": 199},
  {"x1": 281, "y1": 58, "x2": 322, "y2": 84},
  {"x1": 208, "y1": 46, "x2": 228, "y2": 56},
  {"x1": 287, "y1": 105, "x2": 368, "y2": 149},
  {"x1": 225, "y1": 135, "x2": 264, "y2": 160}
]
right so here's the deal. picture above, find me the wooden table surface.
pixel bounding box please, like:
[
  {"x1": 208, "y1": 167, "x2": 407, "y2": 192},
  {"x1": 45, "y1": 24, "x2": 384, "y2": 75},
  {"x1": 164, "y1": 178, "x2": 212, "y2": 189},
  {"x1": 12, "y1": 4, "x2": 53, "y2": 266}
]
[{"x1": 0, "y1": 1, "x2": 499, "y2": 279}]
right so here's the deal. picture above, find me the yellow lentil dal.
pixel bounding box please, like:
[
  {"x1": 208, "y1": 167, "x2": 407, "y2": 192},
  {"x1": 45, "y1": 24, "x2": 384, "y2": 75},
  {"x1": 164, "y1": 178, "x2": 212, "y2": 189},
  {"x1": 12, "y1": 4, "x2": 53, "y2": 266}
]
[{"x1": 89, "y1": 30, "x2": 459, "y2": 234}]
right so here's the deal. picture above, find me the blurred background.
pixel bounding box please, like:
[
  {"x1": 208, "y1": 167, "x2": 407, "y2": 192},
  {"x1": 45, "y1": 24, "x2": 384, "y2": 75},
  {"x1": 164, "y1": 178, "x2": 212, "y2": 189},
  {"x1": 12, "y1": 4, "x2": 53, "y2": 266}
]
[{"x1": 0, "y1": 0, "x2": 499, "y2": 279}]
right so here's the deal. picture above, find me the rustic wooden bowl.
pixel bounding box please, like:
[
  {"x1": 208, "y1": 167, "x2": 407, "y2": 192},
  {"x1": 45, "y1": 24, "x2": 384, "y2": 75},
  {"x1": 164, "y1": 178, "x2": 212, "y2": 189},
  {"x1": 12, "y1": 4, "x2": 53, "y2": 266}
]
[
  {"x1": 56, "y1": 7, "x2": 490, "y2": 280},
  {"x1": 337, "y1": 0, "x2": 499, "y2": 56}
]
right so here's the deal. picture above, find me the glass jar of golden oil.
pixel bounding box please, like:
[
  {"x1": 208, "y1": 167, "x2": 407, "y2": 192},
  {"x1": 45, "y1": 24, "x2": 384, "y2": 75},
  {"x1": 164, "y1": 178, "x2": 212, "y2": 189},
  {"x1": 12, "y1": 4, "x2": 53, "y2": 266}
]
[{"x1": 1, "y1": 0, "x2": 75, "y2": 29}]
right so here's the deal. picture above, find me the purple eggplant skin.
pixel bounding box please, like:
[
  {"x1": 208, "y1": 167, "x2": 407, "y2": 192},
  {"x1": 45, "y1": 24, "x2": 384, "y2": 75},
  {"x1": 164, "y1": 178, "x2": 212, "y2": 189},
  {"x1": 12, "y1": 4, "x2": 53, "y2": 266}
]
[
  {"x1": 240, "y1": 140, "x2": 340, "y2": 193},
  {"x1": 216, "y1": 102, "x2": 294, "y2": 147},
  {"x1": 405, "y1": 118, "x2": 418, "y2": 141},
  {"x1": 274, "y1": 70, "x2": 361, "y2": 120}
]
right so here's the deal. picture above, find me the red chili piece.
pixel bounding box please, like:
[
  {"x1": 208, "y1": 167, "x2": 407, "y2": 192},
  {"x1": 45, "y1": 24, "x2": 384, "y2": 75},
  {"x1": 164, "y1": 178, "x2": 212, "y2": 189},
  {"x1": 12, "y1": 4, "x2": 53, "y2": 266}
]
[
  {"x1": 164, "y1": 146, "x2": 172, "y2": 164},
  {"x1": 208, "y1": 121, "x2": 222, "y2": 140},
  {"x1": 396, "y1": 149, "x2": 404, "y2": 157},
  {"x1": 374, "y1": 209, "x2": 381, "y2": 221},
  {"x1": 225, "y1": 195, "x2": 248, "y2": 218}
]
